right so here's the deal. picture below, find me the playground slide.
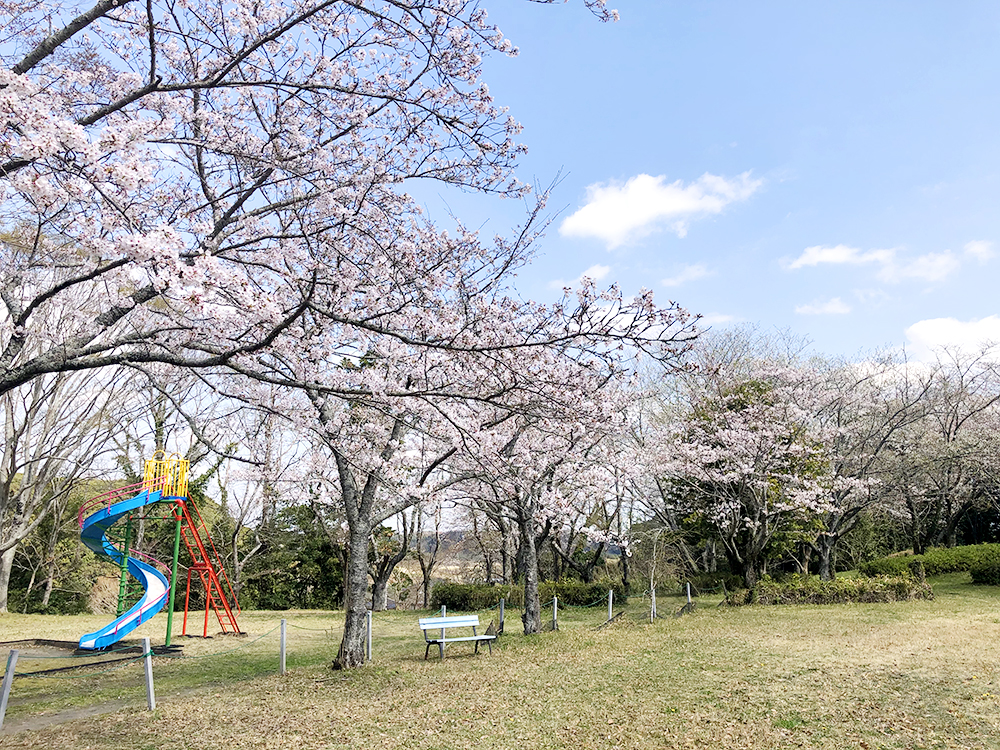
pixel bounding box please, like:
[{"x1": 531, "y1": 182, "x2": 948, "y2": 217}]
[{"x1": 78, "y1": 488, "x2": 170, "y2": 650}]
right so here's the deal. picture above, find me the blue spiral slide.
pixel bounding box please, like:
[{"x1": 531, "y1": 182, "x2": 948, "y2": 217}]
[{"x1": 78, "y1": 488, "x2": 170, "y2": 650}]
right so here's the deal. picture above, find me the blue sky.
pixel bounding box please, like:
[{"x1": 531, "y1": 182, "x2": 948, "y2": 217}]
[{"x1": 419, "y1": 1, "x2": 1000, "y2": 359}]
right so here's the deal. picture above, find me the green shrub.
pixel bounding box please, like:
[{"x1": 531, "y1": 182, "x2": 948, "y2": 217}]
[
  {"x1": 686, "y1": 572, "x2": 745, "y2": 595},
  {"x1": 725, "y1": 574, "x2": 933, "y2": 606},
  {"x1": 7, "y1": 588, "x2": 91, "y2": 615},
  {"x1": 970, "y1": 562, "x2": 1000, "y2": 585},
  {"x1": 430, "y1": 582, "x2": 521, "y2": 611},
  {"x1": 545, "y1": 579, "x2": 628, "y2": 607},
  {"x1": 430, "y1": 580, "x2": 628, "y2": 611},
  {"x1": 858, "y1": 544, "x2": 1000, "y2": 578}
]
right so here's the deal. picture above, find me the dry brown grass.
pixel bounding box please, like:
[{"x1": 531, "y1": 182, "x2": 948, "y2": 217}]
[{"x1": 3, "y1": 576, "x2": 1000, "y2": 749}]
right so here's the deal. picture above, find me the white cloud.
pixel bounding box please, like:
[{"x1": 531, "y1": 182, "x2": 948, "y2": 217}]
[
  {"x1": 787, "y1": 244, "x2": 894, "y2": 269},
  {"x1": 559, "y1": 171, "x2": 762, "y2": 248},
  {"x1": 795, "y1": 297, "x2": 852, "y2": 315},
  {"x1": 905, "y1": 315, "x2": 1000, "y2": 359},
  {"x1": 580, "y1": 264, "x2": 611, "y2": 282},
  {"x1": 878, "y1": 250, "x2": 959, "y2": 283},
  {"x1": 788, "y1": 244, "x2": 960, "y2": 284},
  {"x1": 964, "y1": 240, "x2": 995, "y2": 263},
  {"x1": 662, "y1": 263, "x2": 711, "y2": 287},
  {"x1": 548, "y1": 263, "x2": 611, "y2": 290}
]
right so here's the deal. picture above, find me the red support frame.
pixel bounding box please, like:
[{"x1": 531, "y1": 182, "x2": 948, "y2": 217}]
[{"x1": 171, "y1": 499, "x2": 241, "y2": 638}]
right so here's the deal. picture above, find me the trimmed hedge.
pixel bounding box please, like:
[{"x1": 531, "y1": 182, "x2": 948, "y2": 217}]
[
  {"x1": 858, "y1": 544, "x2": 1000, "y2": 578},
  {"x1": 725, "y1": 574, "x2": 934, "y2": 606},
  {"x1": 970, "y1": 562, "x2": 1000, "y2": 586},
  {"x1": 430, "y1": 580, "x2": 628, "y2": 611}
]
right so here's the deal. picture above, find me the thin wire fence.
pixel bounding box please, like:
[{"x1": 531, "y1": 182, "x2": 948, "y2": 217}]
[{"x1": 11, "y1": 650, "x2": 154, "y2": 680}]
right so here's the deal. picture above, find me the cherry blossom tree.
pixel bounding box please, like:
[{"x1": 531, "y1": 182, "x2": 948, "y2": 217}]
[
  {"x1": 807, "y1": 354, "x2": 931, "y2": 579},
  {"x1": 440, "y1": 370, "x2": 650, "y2": 635},
  {"x1": 1, "y1": 0, "x2": 618, "y2": 399},
  {"x1": 3, "y1": 0, "x2": 705, "y2": 669},
  {"x1": 652, "y1": 363, "x2": 834, "y2": 589},
  {"x1": 882, "y1": 346, "x2": 1000, "y2": 553}
]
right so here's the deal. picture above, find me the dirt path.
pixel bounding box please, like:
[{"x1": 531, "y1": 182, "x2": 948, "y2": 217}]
[
  {"x1": 0, "y1": 699, "x2": 135, "y2": 735},
  {"x1": 0, "y1": 683, "x2": 226, "y2": 737}
]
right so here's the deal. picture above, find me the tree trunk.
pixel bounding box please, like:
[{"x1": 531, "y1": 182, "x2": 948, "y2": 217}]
[
  {"x1": 334, "y1": 522, "x2": 371, "y2": 669},
  {"x1": 23, "y1": 565, "x2": 38, "y2": 613},
  {"x1": 817, "y1": 534, "x2": 837, "y2": 581},
  {"x1": 519, "y1": 516, "x2": 541, "y2": 635},
  {"x1": 702, "y1": 539, "x2": 717, "y2": 573},
  {"x1": 724, "y1": 545, "x2": 762, "y2": 590},
  {"x1": 422, "y1": 572, "x2": 433, "y2": 609},
  {"x1": 0, "y1": 546, "x2": 16, "y2": 613},
  {"x1": 371, "y1": 575, "x2": 389, "y2": 611},
  {"x1": 41, "y1": 567, "x2": 55, "y2": 608},
  {"x1": 550, "y1": 540, "x2": 562, "y2": 581},
  {"x1": 419, "y1": 548, "x2": 437, "y2": 607}
]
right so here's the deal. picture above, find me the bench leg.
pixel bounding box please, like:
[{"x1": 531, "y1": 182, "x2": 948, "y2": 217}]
[
  {"x1": 424, "y1": 643, "x2": 431, "y2": 661},
  {"x1": 438, "y1": 642, "x2": 444, "y2": 660},
  {"x1": 487, "y1": 639, "x2": 492, "y2": 655}
]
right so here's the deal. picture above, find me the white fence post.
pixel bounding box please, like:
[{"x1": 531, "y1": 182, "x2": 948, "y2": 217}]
[
  {"x1": 651, "y1": 588, "x2": 657, "y2": 621},
  {"x1": 607, "y1": 589, "x2": 613, "y2": 622},
  {"x1": 142, "y1": 637, "x2": 155, "y2": 711},
  {"x1": 366, "y1": 610, "x2": 373, "y2": 662},
  {"x1": 0, "y1": 649, "x2": 19, "y2": 730},
  {"x1": 280, "y1": 619, "x2": 287, "y2": 675},
  {"x1": 552, "y1": 596, "x2": 558, "y2": 631},
  {"x1": 439, "y1": 604, "x2": 446, "y2": 656},
  {"x1": 687, "y1": 581, "x2": 692, "y2": 606},
  {"x1": 499, "y1": 598, "x2": 505, "y2": 634}
]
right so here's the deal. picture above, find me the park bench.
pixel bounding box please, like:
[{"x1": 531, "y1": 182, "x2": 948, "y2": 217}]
[{"x1": 418, "y1": 615, "x2": 496, "y2": 660}]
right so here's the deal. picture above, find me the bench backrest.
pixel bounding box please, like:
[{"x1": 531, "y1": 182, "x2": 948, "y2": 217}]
[{"x1": 419, "y1": 615, "x2": 480, "y2": 631}]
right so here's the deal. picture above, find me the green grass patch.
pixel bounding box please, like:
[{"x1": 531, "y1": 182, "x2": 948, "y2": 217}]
[{"x1": 3, "y1": 583, "x2": 1000, "y2": 749}]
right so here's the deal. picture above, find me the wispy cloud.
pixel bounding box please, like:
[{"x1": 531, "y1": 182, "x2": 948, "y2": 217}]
[
  {"x1": 965, "y1": 240, "x2": 995, "y2": 263},
  {"x1": 795, "y1": 297, "x2": 851, "y2": 315},
  {"x1": 559, "y1": 172, "x2": 762, "y2": 248},
  {"x1": 548, "y1": 263, "x2": 611, "y2": 290},
  {"x1": 905, "y1": 315, "x2": 1000, "y2": 359},
  {"x1": 662, "y1": 263, "x2": 711, "y2": 287},
  {"x1": 788, "y1": 244, "x2": 893, "y2": 269},
  {"x1": 788, "y1": 244, "x2": 968, "y2": 284},
  {"x1": 878, "y1": 250, "x2": 959, "y2": 283}
]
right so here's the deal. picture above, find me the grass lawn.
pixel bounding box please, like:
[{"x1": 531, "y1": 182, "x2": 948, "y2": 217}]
[{"x1": 3, "y1": 576, "x2": 1000, "y2": 749}]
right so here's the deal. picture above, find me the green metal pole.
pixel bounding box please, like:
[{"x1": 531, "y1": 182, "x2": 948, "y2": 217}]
[
  {"x1": 116, "y1": 513, "x2": 134, "y2": 617},
  {"x1": 165, "y1": 506, "x2": 182, "y2": 647}
]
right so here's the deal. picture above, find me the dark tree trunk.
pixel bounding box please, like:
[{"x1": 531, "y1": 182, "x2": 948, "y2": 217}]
[
  {"x1": 702, "y1": 539, "x2": 717, "y2": 573},
  {"x1": 520, "y1": 529, "x2": 541, "y2": 634},
  {"x1": 517, "y1": 501, "x2": 541, "y2": 634},
  {"x1": 370, "y1": 520, "x2": 411, "y2": 612},
  {"x1": 817, "y1": 534, "x2": 837, "y2": 582},
  {"x1": 335, "y1": 521, "x2": 371, "y2": 669},
  {"x1": 723, "y1": 544, "x2": 763, "y2": 590},
  {"x1": 371, "y1": 576, "x2": 389, "y2": 611},
  {"x1": 620, "y1": 543, "x2": 630, "y2": 592}
]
